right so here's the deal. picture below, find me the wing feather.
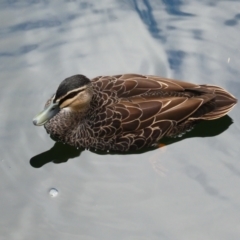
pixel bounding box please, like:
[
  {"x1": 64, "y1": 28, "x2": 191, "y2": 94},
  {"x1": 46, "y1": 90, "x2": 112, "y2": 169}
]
[
  {"x1": 92, "y1": 74, "x2": 205, "y2": 99},
  {"x1": 90, "y1": 74, "x2": 237, "y2": 142},
  {"x1": 112, "y1": 96, "x2": 208, "y2": 138}
]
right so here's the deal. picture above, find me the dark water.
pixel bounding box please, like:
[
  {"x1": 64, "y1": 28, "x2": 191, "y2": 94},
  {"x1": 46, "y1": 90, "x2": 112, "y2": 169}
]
[{"x1": 0, "y1": 1, "x2": 240, "y2": 239}]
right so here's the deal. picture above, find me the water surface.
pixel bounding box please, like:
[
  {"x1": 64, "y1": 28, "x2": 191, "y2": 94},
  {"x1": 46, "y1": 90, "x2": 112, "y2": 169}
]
[{"x1": 0, "y1": 1, "x2": 240, "y2": 239}]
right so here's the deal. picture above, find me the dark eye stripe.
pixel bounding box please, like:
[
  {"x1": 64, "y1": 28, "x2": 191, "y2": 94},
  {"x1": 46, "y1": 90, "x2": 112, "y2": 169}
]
[{"x1": 59, "y1": 90, "x2": 83, "y2": 105}]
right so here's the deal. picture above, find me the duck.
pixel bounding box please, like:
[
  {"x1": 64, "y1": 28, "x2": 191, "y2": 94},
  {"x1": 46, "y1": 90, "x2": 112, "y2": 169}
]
[{"x1": 33, "y1": 74, "x2": 237, "y2": 151}]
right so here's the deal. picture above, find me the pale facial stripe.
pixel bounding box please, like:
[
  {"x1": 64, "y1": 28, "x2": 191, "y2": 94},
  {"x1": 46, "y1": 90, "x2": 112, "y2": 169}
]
[{"x1": 54, "y1": 86, "x2": 87, "y2": 103}]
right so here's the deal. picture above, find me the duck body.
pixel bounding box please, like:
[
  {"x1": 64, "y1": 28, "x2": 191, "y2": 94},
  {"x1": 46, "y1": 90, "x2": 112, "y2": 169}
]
[{"x1": 33, "y1": 74, "x2": 237, "y2": 151}]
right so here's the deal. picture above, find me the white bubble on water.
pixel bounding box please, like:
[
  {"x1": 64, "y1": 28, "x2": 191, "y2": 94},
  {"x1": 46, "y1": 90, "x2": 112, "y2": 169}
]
[{"x1": 49, "y1": 188, "x2": 59, "y2": 198}]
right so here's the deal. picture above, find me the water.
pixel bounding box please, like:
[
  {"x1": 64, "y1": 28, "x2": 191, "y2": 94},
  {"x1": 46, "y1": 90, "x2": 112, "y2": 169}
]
[{"x1": 0, "y1": 1, "x2": 240, "y2": 240}]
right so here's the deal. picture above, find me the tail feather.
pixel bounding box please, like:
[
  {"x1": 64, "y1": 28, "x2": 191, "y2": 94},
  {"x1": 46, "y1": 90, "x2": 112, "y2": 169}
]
[{"x1": 198, "y1": 85, "x2": 237, "y2": 120}]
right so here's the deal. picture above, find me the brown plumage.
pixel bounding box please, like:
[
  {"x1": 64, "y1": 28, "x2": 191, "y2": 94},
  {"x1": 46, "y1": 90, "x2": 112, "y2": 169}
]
[{"x1": 33, "y1": 74, "x2": 237, "y2": 151}]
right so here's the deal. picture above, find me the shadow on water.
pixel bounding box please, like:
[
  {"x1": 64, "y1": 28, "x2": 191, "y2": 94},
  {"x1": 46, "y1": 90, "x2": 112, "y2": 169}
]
[
  {"x1": 161, "y1": 115, "x2": 233, "y2": 146},
  {"x1": 30, "y1": 143, "x2": 83, "y2": 168},
  {"x1": 30, "y1": 115, "x2": 233, "y2": 168}
]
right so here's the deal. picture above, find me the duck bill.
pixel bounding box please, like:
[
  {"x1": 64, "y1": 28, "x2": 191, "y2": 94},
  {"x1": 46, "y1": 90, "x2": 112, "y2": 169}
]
[{"x1": 33, "y1": 101, "x2": 60, "y2": 126}]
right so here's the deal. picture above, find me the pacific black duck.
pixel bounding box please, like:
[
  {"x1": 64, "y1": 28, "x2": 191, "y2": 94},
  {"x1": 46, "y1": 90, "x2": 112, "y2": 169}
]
[{"x1": 33, "y1": 74, "x2": 237, "y2": 151}]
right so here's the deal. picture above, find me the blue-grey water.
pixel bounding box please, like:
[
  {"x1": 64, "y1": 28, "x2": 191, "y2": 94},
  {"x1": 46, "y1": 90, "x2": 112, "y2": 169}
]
[{"x1": 0, "y1": 1, "x2": 240, "y2": 240}]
